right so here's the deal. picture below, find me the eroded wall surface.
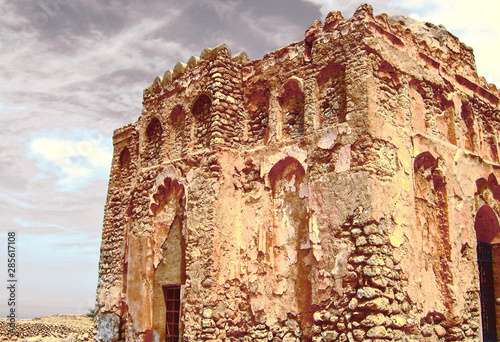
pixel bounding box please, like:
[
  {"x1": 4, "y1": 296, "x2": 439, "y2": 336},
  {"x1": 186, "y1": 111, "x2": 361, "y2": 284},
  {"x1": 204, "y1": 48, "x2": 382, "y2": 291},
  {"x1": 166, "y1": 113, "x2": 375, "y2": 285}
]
[{"x1": 95, "y1": 4, "x2": 500, "y2": 341}]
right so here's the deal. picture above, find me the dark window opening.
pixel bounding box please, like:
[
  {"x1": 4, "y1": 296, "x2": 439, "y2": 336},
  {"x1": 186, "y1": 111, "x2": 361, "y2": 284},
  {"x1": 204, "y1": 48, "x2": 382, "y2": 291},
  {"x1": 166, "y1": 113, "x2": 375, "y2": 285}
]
[
  {"x1": 163, "y1": 285, "x2": 181, "y2": 342},
  {"x1": 478, "y1": 241, "x2": 498, "y2": 342}
]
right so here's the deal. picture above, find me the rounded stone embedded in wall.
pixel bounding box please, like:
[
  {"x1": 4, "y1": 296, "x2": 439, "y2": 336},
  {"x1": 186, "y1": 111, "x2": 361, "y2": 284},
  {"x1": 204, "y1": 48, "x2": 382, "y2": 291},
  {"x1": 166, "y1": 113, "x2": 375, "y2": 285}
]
[
  {"x1": 348, "y1": 297, "x2": 358, "y2": 310},
  {"x1": 313, "y1": 311, "x2": 322, "y2": 323},
  {"x1": 352, "y1": 328, "x2": 365, "y2": 341},
  {"x1": 366, "y1": 254, "x2": 385, "y2": 266},
  {"x1": 202, "y1": 308, "x2": 213, "y2": 319},
  {"x1": 202, "y1": 278, "x2": 212, "y2": 288},
  {"x1": 355, "y1": 236, "x2": 367, "y2": 246},
  {"x1": 321, "y1": 330, "x2": 339, "y2": 342},
  {"x1": 366, "y1": 325, "x2": 391, "y2": 339},
  {"x1": 434, "y1": 325, "x2": 447, "y2": 337},
  {"x1": 357, "y1": 287, "x2": 381, "y2": 299}
]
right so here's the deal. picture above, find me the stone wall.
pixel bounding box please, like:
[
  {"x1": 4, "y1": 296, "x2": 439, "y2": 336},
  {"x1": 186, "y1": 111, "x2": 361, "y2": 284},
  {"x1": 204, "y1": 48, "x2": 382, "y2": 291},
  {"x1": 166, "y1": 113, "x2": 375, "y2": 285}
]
[{"x1": 95, "y1": 4, "x2": 500, "y2": 341}]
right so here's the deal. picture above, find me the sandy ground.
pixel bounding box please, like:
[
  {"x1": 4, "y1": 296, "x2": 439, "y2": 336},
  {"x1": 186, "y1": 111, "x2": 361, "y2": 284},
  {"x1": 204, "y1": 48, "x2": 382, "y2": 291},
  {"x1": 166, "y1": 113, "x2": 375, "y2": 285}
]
[{"x1": 0, "y1": 315, "x2": 94, "y2": 341}]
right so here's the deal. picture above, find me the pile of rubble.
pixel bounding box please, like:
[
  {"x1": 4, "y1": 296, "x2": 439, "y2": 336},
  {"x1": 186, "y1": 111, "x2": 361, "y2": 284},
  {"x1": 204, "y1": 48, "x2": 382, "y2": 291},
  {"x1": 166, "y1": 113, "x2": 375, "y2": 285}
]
[{"x1": 0, "y1": 315, "x2": 93, "y2": 341}]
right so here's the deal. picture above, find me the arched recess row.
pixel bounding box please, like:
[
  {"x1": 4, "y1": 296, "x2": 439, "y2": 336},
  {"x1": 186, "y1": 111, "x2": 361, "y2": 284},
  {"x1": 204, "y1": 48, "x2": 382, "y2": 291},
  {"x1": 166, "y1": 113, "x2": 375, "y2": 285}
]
[
  {"x1": 413, "y1": 152, "x2": 454, "y2": 313},
  {"x1": 139, "y1": 94, "x2": 213, "y2": 168},
  {"x1": 461, "y1": 100, "x2": 476, "y2": 153},
  {"x1": 409, "y1": 80, "x2": 456, "y2": 145}
]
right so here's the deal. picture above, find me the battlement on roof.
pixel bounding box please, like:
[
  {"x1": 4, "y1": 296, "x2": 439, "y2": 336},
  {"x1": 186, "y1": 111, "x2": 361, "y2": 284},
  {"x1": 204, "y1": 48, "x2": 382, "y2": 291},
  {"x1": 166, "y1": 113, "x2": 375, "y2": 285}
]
[
  {"x1": 109, "y1": 3, "x2": 500, "y2": 174},
  {"x1": 144, "y1": 3, "x2": 498, "y2": 102}
]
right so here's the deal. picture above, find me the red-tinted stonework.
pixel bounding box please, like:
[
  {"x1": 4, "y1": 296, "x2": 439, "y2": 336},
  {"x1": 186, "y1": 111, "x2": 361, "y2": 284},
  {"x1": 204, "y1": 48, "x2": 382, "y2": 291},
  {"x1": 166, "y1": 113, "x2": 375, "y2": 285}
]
[{"x1": 95, "y1": 4, "x2": 500, "y2": 341}]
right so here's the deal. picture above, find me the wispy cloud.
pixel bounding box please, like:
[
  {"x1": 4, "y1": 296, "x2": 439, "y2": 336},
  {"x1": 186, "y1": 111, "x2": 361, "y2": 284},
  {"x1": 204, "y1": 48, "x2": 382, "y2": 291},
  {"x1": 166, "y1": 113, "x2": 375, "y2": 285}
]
[
  {"x1": 0, "y1": 102, "x2": 27, "y2": 114},
  {"x1": 28, "y1": 128, "x2": 112, "y2": 192},
  {"x1": 240, "y1": 13, "x2": 307, "y2": 48},
  {"x1": 0, "y1": 193, "x2": 36, "y2": 209},
  {"x1": 301, "y1": 0, "x2": 411, "y2": 18},
  {"x1": 20, "y1": 230, "x2": 100, "y2": 263},
  {"x1": 14, "y1": 217, "x2": 68, "y2": 231}
]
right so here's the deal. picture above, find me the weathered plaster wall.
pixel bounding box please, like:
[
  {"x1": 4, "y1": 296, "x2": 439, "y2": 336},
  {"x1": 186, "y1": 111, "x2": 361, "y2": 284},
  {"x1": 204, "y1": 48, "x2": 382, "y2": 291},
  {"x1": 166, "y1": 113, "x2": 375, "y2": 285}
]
[{"x1": 95, "y1": 4, "x2": 500, "y2": 341}]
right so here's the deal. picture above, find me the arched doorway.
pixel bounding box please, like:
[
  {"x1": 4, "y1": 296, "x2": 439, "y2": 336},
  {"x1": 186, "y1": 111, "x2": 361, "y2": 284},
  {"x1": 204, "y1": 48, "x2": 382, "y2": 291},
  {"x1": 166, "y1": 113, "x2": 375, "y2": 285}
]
[
  {"x1": 150, "y1": 177, "x2": 186, "y2": 342},
  {"x1": 475, "y1": 204, "x2": 500, "y2": 341}
]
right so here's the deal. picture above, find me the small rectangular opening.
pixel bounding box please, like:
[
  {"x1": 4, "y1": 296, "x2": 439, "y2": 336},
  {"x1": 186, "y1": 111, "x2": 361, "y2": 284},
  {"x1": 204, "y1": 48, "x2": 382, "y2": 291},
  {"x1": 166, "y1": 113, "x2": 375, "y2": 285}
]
[
  {"x1": 477, "y1": 242, "x2": 498, "y2": 342},
  {"x1": 163, "y1": 285, "x2": 181, "y2": 342}
]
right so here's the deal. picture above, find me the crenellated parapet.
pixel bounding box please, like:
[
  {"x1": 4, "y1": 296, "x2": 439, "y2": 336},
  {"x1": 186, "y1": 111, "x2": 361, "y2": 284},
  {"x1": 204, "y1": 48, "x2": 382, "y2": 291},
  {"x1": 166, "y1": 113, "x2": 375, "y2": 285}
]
[{"x1": 130, "y1": 3, "x2": 499, "y2": 172}]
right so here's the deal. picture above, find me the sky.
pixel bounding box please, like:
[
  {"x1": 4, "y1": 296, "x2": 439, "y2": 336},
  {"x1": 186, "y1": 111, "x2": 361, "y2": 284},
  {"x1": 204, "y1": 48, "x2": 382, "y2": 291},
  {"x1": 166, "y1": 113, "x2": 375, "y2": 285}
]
[{"x1": 0, "y1": 0, "x2": 499, "y2": 319}]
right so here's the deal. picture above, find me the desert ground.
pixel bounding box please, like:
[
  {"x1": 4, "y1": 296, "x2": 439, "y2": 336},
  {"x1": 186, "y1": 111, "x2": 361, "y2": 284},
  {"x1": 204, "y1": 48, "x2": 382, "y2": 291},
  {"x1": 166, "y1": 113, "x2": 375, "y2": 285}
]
[{"x1": 0, "y1": 315, "x2": 93, "y2": 341}]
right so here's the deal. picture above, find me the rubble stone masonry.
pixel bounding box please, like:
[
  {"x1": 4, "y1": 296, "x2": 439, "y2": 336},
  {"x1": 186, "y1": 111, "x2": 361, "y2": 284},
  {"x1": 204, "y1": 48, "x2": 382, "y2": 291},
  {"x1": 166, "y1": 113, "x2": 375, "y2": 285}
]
[{"x1": 95, "y1": 4, "x2": 500, "y2": 341}]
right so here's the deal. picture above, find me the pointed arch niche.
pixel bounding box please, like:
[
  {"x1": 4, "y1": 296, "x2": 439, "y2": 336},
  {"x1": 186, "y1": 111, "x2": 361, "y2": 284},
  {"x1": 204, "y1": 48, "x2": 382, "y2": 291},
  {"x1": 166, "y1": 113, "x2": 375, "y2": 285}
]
[
  {"x1": 119, "y1": 147, "x2": 131, "y2": 181},
  {"x1": 169, "y1": 105, "x2": 186, "y2": 159},
  {"x1": 142, "y1": 117, "x2": 164, "y2": 167},
  {"x1": 413, "y1": 152, "x2": 454, "y2": 314},
  {"x1": 268, "y1": 156, "x2": 313, "y2": 337},
  {"x1": 245, "y1": 86, "x2": 270, "y2": 144},
  {"x1": 475, "y1": 174, "x2": 500, "y2": 340},
  {"x1": 278, "y1": 78, "x2": 305, "y2": 138},
  {"x1": 317, "y1": 62, "x2": 346, "y2": 126},
  {"x1": 192, "y1": 94, "x2": 212, "y2": 149},
  {"x1": 149, "y1": 177, "x2": 186, "y2": 342},
  {"x1": 461, "y1": 100, "x2": 476, "y2": 153}
]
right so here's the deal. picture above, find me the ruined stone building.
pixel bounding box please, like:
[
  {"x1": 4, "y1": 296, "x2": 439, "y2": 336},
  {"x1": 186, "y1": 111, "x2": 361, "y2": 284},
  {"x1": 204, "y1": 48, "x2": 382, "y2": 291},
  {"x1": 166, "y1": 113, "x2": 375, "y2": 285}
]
[{"x1": 95, "y1": 4, "x2": 500, "y2": 341}]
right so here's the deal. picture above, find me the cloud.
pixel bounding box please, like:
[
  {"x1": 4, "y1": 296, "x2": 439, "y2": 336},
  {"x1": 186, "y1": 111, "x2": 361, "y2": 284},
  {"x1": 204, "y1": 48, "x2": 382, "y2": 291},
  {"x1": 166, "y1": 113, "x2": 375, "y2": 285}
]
[
  {"x1": 19, "y1": 230, "x2": 100, "y2": 263},
  {"x1": 28, "y1": 128, "x2": 112, "y2": 192},
  {"x1": 0, "y1": 102, "x2": 27, "y2": 114},
  {"x1": 300, "y1": 0, "x2": 412, "y2": 19},
  {"x1": 240, "y1": 13, "x2": 308, "y2": 48},
  {"x1": 14, "y1": 217, "x2": 68, "y2": 231},
  {"x1": 0, "y1": 193, "x2": 36, "y2": 209},
  {"x1": 302, "y1": 0, "x2": 334, "y2": 17},
  {"x1": 2, "y1": 179, "x2": 109, "y2": 242}
]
